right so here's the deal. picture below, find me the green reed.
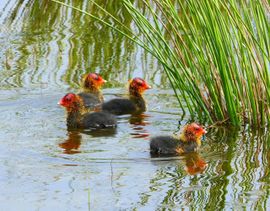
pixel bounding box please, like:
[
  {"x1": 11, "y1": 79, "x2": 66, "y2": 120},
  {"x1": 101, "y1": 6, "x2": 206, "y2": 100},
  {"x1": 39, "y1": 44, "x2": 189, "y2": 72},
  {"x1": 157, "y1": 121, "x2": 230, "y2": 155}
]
[{"x1": 52, "y1": 0, "x2": 270, "y2": 126}]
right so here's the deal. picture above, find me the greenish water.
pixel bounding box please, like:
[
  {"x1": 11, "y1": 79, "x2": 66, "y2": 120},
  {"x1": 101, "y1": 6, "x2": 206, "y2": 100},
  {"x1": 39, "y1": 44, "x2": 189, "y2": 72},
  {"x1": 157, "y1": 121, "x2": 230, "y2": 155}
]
[{"x1": 0, "y1": 1, "x2": 269, "y2": 210}]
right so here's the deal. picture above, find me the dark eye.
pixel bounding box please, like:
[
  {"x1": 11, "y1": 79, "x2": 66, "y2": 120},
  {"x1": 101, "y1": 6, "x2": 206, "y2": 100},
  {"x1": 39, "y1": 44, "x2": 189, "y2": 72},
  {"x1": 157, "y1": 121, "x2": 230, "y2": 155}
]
[
  {"x1": 137, "y1": 80, "x2": 143, "y2": 85},
  {"x1": 65, "y1": 94, "x2": 73, "y2": 101}
]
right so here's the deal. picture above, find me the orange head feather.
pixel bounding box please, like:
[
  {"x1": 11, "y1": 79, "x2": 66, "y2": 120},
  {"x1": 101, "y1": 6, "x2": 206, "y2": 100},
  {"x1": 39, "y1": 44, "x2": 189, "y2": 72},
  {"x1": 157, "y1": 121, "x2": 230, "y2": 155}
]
[
  {"x1": 129, "y1": 77, "x2": 151, "y2": 95},
  {"x1": 58, "y1": 93, "x2": 83, "y2": 112},
  {"x1": 82, "y1": 73, "x2": 106, "y2": 91},
  {"x1": 179, "y1": 123, "x2": 206, "y2": 144}
]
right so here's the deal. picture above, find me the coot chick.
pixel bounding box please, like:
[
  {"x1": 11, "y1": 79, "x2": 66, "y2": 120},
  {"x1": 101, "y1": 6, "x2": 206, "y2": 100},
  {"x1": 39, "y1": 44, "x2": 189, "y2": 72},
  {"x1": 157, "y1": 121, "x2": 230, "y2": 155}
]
[
  {"x1": 101, "y1": 77, "x2": 151, "y2": 115},
  {"x1": 78, "y1": 73, "x2": 106, "y2": 110},
  {"x1": 59, "y1": 93, "x2": 117, "y2": 129},
  {"x1": 150, "y1": 123, "x2": 206, "y2": 156}
]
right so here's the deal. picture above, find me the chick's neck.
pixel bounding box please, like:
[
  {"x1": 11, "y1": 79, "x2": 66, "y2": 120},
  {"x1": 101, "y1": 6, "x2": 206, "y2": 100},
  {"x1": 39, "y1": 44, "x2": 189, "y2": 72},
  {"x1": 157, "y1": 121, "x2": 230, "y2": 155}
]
[
  {"x1": 83, "y1": 83, "x2": 101, "y2": 93},
  {"x1": 66, "y1": 100, "x2": 86, "y2": 128},
  {"x1": 129, "y1": 85, "x2": 144, "y2": 98},
  {"x1": 179, "y1": 130, "x2": 201, "y2": 146}
]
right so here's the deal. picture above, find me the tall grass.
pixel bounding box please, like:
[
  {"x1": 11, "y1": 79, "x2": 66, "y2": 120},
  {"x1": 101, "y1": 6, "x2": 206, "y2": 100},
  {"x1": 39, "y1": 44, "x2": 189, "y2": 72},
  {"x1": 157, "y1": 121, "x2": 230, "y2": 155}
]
[{"x1": 52, "y1": 0, "x2": 270, "y2": 127}]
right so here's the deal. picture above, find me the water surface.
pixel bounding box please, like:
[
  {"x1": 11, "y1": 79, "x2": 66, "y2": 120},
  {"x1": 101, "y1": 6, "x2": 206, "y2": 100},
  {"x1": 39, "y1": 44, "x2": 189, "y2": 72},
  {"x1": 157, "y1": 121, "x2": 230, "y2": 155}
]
[{"x1": 0, "y1": 1, "x2": 270, "y2": 210}]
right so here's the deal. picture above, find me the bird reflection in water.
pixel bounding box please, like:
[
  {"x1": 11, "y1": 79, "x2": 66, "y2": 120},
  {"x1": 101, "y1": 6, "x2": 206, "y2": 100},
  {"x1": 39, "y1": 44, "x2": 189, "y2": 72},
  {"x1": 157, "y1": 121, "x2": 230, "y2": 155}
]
[
  {"x1": 151, "y1": 152, "x2": 207, "y2": 175},
  {"x1": 59, "y1": 128, "x2": 117, "y2": 154},
  {"x1": 59, "y1": 131, "x2": 82, "y2": 154},
  {"x1": 129, "y1": 113, "x2": 150, "y2": 138},
  {"x1": 183, "y1": 152, "x2": 207, "y2": 175}
]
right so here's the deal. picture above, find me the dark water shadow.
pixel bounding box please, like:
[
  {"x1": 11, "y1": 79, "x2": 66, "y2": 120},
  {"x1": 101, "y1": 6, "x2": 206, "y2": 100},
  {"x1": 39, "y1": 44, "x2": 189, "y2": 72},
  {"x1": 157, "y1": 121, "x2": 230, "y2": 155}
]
[
  {"x1": 129, "y1": 113, "x2": 151, "y2": 138},
  {"x1": 79, "y1": 127, "x2": 117, "y2": 137}
]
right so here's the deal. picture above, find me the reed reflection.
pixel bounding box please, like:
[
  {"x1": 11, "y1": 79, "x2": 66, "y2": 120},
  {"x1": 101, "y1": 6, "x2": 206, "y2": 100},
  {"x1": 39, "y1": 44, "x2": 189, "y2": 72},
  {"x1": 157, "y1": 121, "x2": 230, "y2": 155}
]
[{"x1": 0, "y1": 0, "x2": 161, "y2": 89}]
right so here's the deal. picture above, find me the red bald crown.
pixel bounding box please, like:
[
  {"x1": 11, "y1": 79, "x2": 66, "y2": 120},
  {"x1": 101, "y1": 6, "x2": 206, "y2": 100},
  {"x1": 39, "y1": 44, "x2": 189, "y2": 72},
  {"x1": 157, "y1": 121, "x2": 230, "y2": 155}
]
[
  {"x1": 83, "y1": 73, "x2": 106, "y2": 90},
  {"x1": 129, "y1": 77, "x2": 151, "y2": 95}
]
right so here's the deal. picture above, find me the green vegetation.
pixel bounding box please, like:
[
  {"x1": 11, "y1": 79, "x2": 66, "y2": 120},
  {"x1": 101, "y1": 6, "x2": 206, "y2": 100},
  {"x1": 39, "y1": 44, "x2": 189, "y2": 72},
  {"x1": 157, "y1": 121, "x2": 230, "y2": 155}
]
[{"x1": 53, "y1": 0, "x2": 270, "y2": 126}]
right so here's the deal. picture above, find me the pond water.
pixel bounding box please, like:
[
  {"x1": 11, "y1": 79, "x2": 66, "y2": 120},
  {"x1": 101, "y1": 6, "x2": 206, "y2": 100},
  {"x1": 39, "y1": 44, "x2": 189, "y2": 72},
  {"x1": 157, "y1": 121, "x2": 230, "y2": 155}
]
[{"x1": 0, "y1": 1, "x2": 270, "y2": 210}]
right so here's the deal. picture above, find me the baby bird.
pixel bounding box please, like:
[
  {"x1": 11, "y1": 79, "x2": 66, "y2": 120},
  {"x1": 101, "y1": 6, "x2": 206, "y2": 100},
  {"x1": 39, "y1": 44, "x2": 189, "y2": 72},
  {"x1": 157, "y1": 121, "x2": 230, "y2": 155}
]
[
  {"x1": 150, "y1": 123, "x2": 206, "y2": 156},
  {"x1": 59, "y1": 93, "x2": 116, "y2": 129},
  {"x1": 78, "y1": 73, "x2": 106, "y2": 110},
  {"x1": 101, "y1": 77, "x2": 151, "y2": 115}
]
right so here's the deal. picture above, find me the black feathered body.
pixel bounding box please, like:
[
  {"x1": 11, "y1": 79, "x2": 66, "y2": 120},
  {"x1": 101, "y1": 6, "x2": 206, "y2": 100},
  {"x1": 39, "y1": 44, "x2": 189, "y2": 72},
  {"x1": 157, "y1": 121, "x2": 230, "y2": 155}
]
[
  {"x1": 150, "y1": 135, "x2": 199, "y2": 155},
  {"x1": 102, "y1": 96, "x2": 146, "y2": 115},
  {"x1": 66, "y1": 111, "x2": 116, "y2": 129},
  {"x1": 78, "y1": 92, "x2": 104, "y2": 111},
  {"x1": 79, "y1": 112, "x2": 116, "y2": 129}
]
